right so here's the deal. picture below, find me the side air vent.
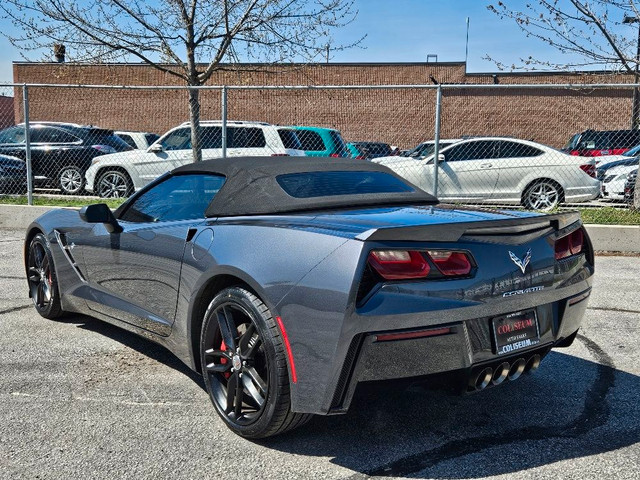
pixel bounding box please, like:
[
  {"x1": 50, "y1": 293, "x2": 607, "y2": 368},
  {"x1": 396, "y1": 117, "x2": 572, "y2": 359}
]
[{"x1": 54, "y1": 230, "x2": 87, "y2": 282}]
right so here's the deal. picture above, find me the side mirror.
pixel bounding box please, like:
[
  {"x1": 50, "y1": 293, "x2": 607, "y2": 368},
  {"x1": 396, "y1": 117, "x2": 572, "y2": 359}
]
[
  {"x1": 148, "y1": 143, "x2": 163, "y2": 154},
  {"x1": 79, "y1": 204, "x2": 123, "y2": 234},
  {"x1": 426, "y1": 153, "x2": 445, "y2": 165}
]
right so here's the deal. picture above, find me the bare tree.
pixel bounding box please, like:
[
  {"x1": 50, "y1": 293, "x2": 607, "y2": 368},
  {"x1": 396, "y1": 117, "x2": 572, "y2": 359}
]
[
  {"x1": 489, "y1": 1, "x2": 640, "y2": 208},
  {"x1": 1, "y1": 0, "x2": 361, "y2": 161},
  {"x1": 487, "y1": 1, "x2": 640, "y2": 72}
]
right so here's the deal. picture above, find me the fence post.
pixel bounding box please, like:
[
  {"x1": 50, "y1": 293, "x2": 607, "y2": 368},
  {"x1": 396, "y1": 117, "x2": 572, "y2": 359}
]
[
  {"x1": 432, "y1": 85, "x2": 442, "y2": 198},
  {"x1": 22, "y1": 84, "x2": 33, "y2": 206},
  {"x1": 221, "y1": 86, "x2": 228, "y2": 158}
]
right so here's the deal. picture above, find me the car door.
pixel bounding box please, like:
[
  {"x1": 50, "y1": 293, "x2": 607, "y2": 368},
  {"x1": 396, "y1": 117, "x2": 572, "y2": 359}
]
[
  {"x1": 136, "y1": 127, "x2": 193, "y2": 184},
  {"x1": 492, "y1": 141, "x2": 545, "y2": 201},
  {"x1": 79, "y1": 173, "x2": 225, "y2": 335},
  {"x1": 437, "y1": 140, "x2": 500, "y2": 200}
]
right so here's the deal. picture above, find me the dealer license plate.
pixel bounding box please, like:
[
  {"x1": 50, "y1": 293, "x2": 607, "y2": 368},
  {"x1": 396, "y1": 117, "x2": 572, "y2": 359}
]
[{"x1": 492, "y1": 310, "x2": 540, "y2": 356}]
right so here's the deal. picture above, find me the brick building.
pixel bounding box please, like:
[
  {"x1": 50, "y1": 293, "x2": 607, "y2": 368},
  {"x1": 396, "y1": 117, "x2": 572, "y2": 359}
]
[
  {"x1": 0, "y1": 95, "x2": 14, "y2": 129},
  {"x1": 12, "y1": 61, "x2": 635, "y2": 149}
]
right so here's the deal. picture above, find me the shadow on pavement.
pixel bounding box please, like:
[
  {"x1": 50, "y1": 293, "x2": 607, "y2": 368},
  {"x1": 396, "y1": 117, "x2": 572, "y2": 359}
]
[
  {"x1": 51, "y1": 315, "x2": 639, "y2": 479},
  {"x1": 264, "y1": 334, "x2": 639, "y2": 478}
]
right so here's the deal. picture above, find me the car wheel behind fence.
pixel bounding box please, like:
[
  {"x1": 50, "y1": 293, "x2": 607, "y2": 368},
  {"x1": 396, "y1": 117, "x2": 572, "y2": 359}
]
[
  {"x1": 59, "y1": 166, "x2": 85, "y2": 195},
  {"x1": 96, "y1": 169, "x2": 133, "y2": 198},
  {"x1": 523, "y1": 180, "x2": 563, "y2": 211}
]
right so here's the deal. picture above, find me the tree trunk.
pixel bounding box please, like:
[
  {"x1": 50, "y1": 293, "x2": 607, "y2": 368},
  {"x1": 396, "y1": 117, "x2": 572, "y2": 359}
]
[{"x1": 188, "y1": 87, "x2": 202, "y2": 163}]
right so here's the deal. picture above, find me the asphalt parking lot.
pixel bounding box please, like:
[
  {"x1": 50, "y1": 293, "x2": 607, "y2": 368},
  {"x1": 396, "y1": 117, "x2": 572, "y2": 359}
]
[{"x1": 1, "y1": 228, "x2": 639, "y2": 480}]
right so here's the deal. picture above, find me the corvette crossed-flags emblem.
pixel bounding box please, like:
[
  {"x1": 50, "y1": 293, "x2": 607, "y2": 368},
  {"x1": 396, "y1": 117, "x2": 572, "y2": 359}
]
[{"x1": 509, "y1": 249, "x2": 532, "y2": 274}]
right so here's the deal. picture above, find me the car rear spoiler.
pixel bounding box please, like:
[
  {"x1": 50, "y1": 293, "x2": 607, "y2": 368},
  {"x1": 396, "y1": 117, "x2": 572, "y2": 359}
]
[{"x1": 355, "y1": 211, "x2": 582, "y2": 244}]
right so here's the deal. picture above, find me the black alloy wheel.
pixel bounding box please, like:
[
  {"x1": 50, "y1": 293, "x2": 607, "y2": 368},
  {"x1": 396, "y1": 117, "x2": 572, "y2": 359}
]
[
  {"x1": 27, "y1": 233, "x2": 64, "y2": 319},
  {"x1": 200, "y1": 287, "x2": 311, "y2": 438}
]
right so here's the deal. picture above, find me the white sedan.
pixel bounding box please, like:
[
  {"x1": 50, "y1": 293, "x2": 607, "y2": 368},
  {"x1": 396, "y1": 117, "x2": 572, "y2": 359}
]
[
  {"x1": 601, "y1": 164, "x2": 638, "y2": 201},
  {"x1": 374, "y1": 137, "x2": 600, "y2": 210}
]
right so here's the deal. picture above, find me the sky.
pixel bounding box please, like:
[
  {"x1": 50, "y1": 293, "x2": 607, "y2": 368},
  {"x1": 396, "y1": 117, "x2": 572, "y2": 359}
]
[{"x1": 0, "y1": 0, "x2": 614, "y2": 85}]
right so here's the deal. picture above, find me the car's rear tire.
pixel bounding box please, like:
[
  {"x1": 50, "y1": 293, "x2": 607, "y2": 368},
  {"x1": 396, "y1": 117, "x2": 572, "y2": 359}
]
[
  {"x1": 522, "y1": 179, "x2": 563, "y2": 211},
  {"x1": 96, "y1": 169, "x2": 133, "y2": 198},
  {"x1": 27, "y1": 233, "x2": 64, "y2": 319},
  {"x1": 58, "y1": 166, "x2": 85, "y2": 195},
  {"x1": 200, "y1": 286, "x2": 311, "y2": 439}
]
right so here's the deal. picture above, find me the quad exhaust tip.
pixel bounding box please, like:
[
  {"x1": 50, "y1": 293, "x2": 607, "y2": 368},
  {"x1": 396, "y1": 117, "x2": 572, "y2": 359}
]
[
  {"x1": 471, "y1": 367, "x2": 493, "y2": 390},
  {"x1": 492, "y1": 362, "x2": 510, "y2": 385},
  {"x1": 524, "y1": 354, "x2": 541, "y2": 373},
  {"x1": 508, "y1": 358, "x2": 526, "y2": 381},
  {"x1": 469, "y1": 353, "x2": 544, "y2": 391}
]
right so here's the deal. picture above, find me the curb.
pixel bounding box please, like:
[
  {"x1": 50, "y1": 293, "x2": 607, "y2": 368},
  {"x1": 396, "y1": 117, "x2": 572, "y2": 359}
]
[{"x1": 0, "y1": 204, "x2": 638, "y2": 253}]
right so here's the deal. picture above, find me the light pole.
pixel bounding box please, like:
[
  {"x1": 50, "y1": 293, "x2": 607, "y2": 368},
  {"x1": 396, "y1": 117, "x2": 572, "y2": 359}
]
[{"x1": 623, "y1": 14, "x2": 640, "y2": 129}]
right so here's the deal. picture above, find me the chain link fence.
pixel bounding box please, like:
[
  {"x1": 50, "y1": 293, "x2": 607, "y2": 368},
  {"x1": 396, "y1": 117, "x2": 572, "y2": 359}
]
[{"x1": 0, "y1": 82, "x2": 638, "y2": 223}]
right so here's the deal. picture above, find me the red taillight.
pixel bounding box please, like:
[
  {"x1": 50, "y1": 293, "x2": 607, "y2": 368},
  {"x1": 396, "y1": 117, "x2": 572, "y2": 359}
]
[
  {"x1": 428, "y1": 250, "x2": 472, "y2": 276},
  {"x1": 579, "y1": 164, "x2": 596, "y2": 178},
  {"x1": 555, "y1": 229, "x2": 584, "y2": 260},
  {"x1": 368, "y1": 250, "x2": 430, "y2": 280},
  {"x1": 368, "y1": 249, "x2": 473, "y2": 280},
  {"x1": 355, "y1": 155, "x2": 367, "y2": 160},
  {"x1": 329, "y1": 153, "x2": 341, "y2": 158},
  {"x1": 570, "y1": 150, "x2": 580, "y2": 156}
]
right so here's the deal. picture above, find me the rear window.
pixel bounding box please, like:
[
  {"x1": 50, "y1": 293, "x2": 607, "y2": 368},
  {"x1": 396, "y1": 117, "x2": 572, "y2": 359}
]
[
  {"x1": 276, "y1": 171, "x2": 414, "y2": 198},
  {"x1": 90, "y1": 131, "x2": 133, "y2": 151},
  {"x1": 277, "y1": 129, "x2": 303, "y2": 149},
  {"x1": 357, "y1": 143, "x2": 392, "y2": 158},
  {"x1": 329, "y1": 130, "x2": 348, "y2": 156},
  {"x1": 118, "y1": 134, "x2": 137, "y2": 149},
  {"x1": 229, "y1": 127, "x2": 266, "y2": 148},
  {"x1": 296, "y1": 130, "x2": 325, "y2": 151}
]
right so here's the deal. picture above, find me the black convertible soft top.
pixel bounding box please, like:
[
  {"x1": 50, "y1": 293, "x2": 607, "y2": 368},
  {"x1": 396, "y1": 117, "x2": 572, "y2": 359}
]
[{"x1": 171, "y1": 156, "x2": 438, "y2": 217}]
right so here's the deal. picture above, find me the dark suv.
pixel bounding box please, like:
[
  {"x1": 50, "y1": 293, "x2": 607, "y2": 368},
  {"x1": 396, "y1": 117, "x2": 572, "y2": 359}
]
[
  {"x1": 563, "y1": 129, "x2": 640, "y2": 157},
  {"x1": 0, "y1": 122, "x2": 132, "y2": 194}
]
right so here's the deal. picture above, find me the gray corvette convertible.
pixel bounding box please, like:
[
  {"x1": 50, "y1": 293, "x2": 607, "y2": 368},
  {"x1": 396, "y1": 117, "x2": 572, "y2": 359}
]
[{"x1": 24, "y1": 156, "x2": 593, "y2": 438}]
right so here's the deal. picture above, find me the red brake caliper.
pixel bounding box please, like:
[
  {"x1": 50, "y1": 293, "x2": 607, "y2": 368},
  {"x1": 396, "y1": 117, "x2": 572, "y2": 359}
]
[{"x1": 220, "y1": 340, "x2": 230, "y2": 379}]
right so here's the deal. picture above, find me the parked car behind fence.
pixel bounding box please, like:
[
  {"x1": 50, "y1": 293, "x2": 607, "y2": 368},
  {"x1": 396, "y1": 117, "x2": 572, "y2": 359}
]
[
  {"x1": 0, "y1": 154, "x2": 27, "y2": 194},
  {"x1": 86, "y1": 121, "x2": 306, "y2": 198},
  {"x1": 346, "y1": 141, "x2": 392, "y2": 160},
  {"x1": 375, "y1": 137, "x2": 600, "y2": 210},
  {"x1": 293, "y1": 126, "x2": 349, "y2": 158},
  {"x1": 116, "y1": 131, "x2": 161, "y2": 150},
  {"x1": 0, "y1": 122, "x2": 132, "y2": 195},
  {"x1": 563, "y1": 129, "x2": 640, "y2": 157}
]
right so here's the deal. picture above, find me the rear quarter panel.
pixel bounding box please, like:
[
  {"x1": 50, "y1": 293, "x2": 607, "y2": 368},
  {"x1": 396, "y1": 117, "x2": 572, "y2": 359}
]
[{"x1": 173, "y1": 220, "x2": 361, "y2": 378}]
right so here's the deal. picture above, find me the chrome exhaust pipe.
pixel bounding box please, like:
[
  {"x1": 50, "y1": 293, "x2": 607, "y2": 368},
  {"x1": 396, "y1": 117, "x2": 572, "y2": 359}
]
[
  {"x1": 492, "y1": 362, "x2": 510, "y2": 385},
  {"x1": 470, "y1": 367, "x2": 493, "y2": 391},
  {"x1": 524, "y1": 354, "x2": 541, "y2": 373},
  {"x1": 508, "y1": 358, "x2": 526, "y2": 381}
]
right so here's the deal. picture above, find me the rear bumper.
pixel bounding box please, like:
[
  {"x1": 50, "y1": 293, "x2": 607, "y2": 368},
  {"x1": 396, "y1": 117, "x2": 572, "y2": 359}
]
[{"x1": 328, "y1": 287, "x2": 589, "y2": 413}]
